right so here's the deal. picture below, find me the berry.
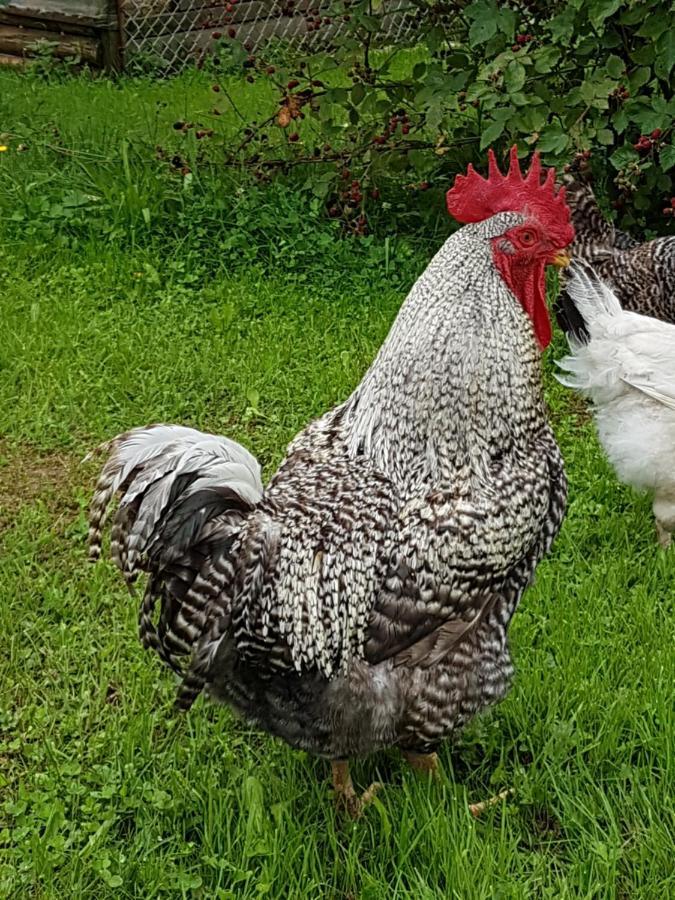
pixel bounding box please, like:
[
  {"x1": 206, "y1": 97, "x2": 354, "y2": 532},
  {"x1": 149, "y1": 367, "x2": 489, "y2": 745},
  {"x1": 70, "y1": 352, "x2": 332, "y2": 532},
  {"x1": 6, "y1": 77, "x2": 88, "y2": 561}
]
[
  {"x1": 651, "y1": 128, "x2": 662, "y2": 139},
  {"x1": 211, "y1": 31, "x2": 222, "y2": 38},
  {"x1": 289, "y1": 132, "x2": 300, "y2": 142},
  {"x1": 663, "y1": 207, "x2": 673, "y2": 216},
  {"x1": 373, "y1": 135, "x2": 386, "y2": 145},
  {"x1": 212, "y1": 84, "x2": 221, "y2": 92},
  {"x1": 370, "y1": 188, "x2": 380, "y2": 200},
  {"x1": 228, "y1": 27, "x2": 236, "y2": 37},
  {"x1": 173, "y1": 120, "x2": 185, "y2": 130},
  {"x1": 266, "y1": 66, "x2": 275, "y2": 75},
  {"x1": 244, "y1": 41, "x2": 253, "y2": 51},
  {"x1": 402, "y1": 124, "x2": 410, "y2": 135},
  {"x1": 287, "y1": 79, "x2": 300, "y2": 89},
  {"x1": 671, "y1": 197, "x2": 675, "y2": 208},
  {"x1": 328, "y1": 206, "x2": 339, "y2": 217},
  {"x1": 419, "y1": 181, "x2": 430, "y2": 191}
]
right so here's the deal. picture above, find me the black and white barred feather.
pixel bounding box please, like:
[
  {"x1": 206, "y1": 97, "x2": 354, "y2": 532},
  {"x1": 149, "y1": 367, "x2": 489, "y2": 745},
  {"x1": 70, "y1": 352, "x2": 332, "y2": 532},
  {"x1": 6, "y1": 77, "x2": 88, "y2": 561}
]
[
  {"x1": 563, "y1": 177, "x2": 675, "y2": 323},
  {"x1": 89, "y1": 212, "x2": 566, "y2": 759}
]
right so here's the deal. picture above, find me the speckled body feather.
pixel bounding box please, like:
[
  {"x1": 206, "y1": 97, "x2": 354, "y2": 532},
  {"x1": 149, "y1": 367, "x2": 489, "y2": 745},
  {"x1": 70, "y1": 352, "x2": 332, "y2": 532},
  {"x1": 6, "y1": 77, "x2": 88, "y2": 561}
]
[
  {"x1": 90, "y1": 212, "x2": 567, "y2": 759},
  {"x1": 564, "y1": 178, "x2": 675, "y2": 322}
]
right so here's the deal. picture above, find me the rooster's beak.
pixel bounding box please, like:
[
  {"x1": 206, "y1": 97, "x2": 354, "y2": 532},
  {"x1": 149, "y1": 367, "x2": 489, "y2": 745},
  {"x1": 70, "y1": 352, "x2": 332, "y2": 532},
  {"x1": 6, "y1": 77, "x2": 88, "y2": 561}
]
[{"x1": 551, "y1": 251, "x2": 572, "y2": 269}]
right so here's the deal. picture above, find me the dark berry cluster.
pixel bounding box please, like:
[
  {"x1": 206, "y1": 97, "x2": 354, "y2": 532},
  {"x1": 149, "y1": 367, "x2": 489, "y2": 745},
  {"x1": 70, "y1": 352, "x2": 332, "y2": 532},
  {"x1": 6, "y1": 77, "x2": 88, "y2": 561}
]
[
  {"x1": 633, "y1": 129, "x2": 663, "y2": 153},
  {"x1": 512, "y1": 33, "x2": 533, "y2": 51}
]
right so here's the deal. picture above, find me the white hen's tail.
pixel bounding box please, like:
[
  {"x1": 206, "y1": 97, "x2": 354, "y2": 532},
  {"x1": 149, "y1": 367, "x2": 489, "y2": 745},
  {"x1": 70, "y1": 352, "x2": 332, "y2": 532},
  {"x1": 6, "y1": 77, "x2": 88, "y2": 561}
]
[
  {"x1": 555, "y1": 265, "x2": 675, "y2": 410},
  {"x1": 88, "y1": 424, "x2": 263, "y2": 676}
]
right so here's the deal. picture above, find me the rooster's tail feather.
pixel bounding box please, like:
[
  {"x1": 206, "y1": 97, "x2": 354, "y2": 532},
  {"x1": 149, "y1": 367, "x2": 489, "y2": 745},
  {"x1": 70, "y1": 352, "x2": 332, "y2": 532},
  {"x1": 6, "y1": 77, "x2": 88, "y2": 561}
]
[{"x1": 88, "y1": 424, "x2": 263, "y2": 681}]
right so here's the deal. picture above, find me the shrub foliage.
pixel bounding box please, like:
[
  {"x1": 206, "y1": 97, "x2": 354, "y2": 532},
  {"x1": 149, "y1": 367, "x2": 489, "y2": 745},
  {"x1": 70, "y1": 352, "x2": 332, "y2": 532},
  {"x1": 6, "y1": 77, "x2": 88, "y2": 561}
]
[{"x1": 213, "y1": 0, "x2": 674, "y2": 233}]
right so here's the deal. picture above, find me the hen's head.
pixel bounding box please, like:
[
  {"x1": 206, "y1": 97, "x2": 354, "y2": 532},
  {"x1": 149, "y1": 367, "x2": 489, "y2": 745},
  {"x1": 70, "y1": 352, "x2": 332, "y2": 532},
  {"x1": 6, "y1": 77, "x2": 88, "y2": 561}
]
[{"x1": 446, "y1": 145, "x2": 574, "y2": 350}]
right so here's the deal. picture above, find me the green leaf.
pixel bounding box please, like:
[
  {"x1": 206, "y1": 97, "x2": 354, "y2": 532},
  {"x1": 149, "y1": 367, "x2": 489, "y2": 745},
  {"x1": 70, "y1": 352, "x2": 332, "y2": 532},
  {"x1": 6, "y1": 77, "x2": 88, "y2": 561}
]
[
  {"x1": 466, "y1": 1, "x2": 499, "y2": 45},
  {"x1": 589, "y1": 0, "x2": 621, "y2": 30},
  {"x1": 469, "y1": 16, "x2": 497, "y2": 47},
  {"x1": 547, "y1": 6, "x2": 577, "y2": 42},
  {"x1": 350, "y1": 83, "x2": 365, "y2": 106},
  {"x1": 514, "y1": 106, "x2": 548, "y2": 133},
  {"x1": 605, "y1": 55, "x2": 624, "y2": 79},
  {"x1": 597, "y1": 128, "x2": 614, "y2": 145},
  {"x1": 612, "y1": 107, "x2": 628, "y2": 133},
  {"x1": 655, "y1": 29, "x2": 675, "y2": 76},
  {"x1": 504, "y1": 60, "x2": 526, "y2": 94},
  {"x1": 534, "y1": 46, "x2": 561, "y2": 74},
  {"x1": 412, "y1": 62, "x2": 426, "y2": 80},
  {"x1": 508, "y1": 92, "x2": 529, "y2": 107},
  {"x1": 637, "y1": 17, "x2": 669, "y2": 40},
  {"x1": 537, "y1": 125, "x2": 569, "y2": 155},
  {"x1": 626, "y1": 95, "x2": 670, "y2": 132},
  {"x1": 496, "y1": 6, "x2": 516, "y2": 37},
  {"x1": 480, "y1": 118, "x2": 507, "y2": 150},
  {"x1": 660, "y1": 144, "x2": 675, "y2": 172},
  {"x1": 609, "y1": 145, "x2": 639, "y2": 170},
  {"x1": 628, "y1": 67, "x2": 651, "y2": 91},
  {"x1": 631, "y1": 43, "x2": 655, "y2": 65}
]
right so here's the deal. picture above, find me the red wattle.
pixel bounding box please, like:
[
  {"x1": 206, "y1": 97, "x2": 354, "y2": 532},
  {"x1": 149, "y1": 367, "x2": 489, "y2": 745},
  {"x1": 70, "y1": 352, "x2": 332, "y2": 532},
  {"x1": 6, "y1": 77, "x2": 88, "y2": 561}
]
[{"x1": 493, "y1": 251, "x2": 551, "y2": 350}]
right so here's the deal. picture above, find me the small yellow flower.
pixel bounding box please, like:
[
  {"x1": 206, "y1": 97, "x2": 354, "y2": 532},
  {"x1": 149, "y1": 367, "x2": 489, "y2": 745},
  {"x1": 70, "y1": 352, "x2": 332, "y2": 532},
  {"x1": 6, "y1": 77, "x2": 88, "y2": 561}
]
[{"x1": 0, "y1": 146, "x2": 8, "y2": 152}]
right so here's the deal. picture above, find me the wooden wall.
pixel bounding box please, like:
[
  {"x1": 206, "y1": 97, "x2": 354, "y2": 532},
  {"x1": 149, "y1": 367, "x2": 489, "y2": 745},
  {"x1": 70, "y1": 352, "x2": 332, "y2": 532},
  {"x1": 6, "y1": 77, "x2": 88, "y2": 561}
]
[{"x1": 0, "y1": 0, "x2": 122, "y2": 69}]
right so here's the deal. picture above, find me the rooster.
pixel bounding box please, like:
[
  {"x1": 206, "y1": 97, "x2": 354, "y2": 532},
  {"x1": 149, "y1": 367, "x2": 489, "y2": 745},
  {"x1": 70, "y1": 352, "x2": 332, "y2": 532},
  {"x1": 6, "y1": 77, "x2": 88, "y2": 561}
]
[
  {"x1": 88, "y1": 147, "x2": 573, "y2": 816},
  {"x1": 556, "y1": 265, "x2": 675, "y2": 548},
  {"x1": 563, "y1": 177, "x2": 675, "y2": 322}
]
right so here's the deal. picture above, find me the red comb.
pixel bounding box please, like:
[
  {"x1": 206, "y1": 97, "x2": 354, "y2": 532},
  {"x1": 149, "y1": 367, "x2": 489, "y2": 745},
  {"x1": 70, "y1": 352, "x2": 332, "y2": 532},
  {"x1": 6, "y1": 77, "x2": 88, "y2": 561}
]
[{"x1": 446, "y1": 145, "x2": 573, "y2": 246}]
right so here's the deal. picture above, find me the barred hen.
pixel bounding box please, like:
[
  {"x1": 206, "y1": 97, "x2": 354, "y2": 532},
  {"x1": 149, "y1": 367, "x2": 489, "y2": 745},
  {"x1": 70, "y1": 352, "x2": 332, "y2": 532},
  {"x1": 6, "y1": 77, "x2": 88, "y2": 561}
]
[
  {"x1": 88, "y1": 148, "x2": 572, "y2": 816},
  {"x1": 563, "y1": 177, "x2": 675, "y2": 322},
  {"x1": 556, "y1": 265, "x2": 675, "y2": 548}
]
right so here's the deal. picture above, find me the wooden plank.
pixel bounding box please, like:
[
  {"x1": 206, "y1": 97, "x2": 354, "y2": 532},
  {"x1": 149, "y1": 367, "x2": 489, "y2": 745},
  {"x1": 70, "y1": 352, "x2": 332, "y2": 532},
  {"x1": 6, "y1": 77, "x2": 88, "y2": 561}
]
[
  {"x1": 100, "y1": 0, "x2": 122, "y2": 69},
  {"x1": 0, "y1": 50, "x2": 27, "y2": 65},
  {"x1": 0, "y1": 24, "x2": 101, "y2": 62},
  {"x1": 6, "y1": 0, "x2": 108, "y2": 18},
  {"x1": 0, "y1": 10, "x2": 101, "y2": 34}
]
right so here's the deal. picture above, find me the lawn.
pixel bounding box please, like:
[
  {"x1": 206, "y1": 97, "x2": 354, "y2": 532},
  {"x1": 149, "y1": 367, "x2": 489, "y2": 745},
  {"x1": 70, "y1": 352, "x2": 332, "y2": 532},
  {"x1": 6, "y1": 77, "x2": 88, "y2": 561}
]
[{"x1": 1, "y1": 68, "x2": 674, "y2": 899}]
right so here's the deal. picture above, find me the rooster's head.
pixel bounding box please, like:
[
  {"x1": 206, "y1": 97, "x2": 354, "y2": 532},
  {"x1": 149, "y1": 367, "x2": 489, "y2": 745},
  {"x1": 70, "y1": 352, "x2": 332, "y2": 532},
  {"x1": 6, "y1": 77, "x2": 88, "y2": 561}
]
[{"x1": 446, "y1": 145, "x2": 574, "y2": 350}]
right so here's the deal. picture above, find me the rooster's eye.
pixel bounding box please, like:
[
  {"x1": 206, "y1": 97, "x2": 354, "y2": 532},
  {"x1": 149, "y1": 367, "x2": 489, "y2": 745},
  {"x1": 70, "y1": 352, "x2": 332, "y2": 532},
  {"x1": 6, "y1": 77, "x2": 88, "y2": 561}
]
[{"x1": 519, "y1": 230, "x2": 536, "y2": 246}]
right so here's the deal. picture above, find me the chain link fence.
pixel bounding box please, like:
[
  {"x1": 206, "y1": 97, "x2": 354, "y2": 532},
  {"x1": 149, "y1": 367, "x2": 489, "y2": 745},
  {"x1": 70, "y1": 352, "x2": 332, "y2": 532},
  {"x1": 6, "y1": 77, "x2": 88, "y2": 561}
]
[{"x1": 119, "y1": 0, "x2": 422, "y2": 72}]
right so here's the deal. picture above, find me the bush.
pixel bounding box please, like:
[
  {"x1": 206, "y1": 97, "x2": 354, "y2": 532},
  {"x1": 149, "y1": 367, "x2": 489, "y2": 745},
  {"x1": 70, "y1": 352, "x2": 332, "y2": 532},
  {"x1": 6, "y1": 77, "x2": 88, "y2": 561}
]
[{"x1": 208, "y1": 0, "x2": 674, "y2": 234}]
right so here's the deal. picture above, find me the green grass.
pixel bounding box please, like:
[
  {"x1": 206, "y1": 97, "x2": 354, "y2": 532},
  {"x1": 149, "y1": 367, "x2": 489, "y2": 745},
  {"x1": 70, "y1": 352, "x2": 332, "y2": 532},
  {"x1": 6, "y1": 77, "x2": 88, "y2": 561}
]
[{"x1": 1, "y1": 69, "x2": 675, "y2": 899}]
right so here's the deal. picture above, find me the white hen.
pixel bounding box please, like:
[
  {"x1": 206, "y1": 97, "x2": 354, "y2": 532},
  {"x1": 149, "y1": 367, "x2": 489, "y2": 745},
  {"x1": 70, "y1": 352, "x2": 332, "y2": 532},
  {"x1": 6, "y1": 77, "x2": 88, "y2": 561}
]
[{"x1": 556, "y1": 265, "x2": 675, "y2": 547}]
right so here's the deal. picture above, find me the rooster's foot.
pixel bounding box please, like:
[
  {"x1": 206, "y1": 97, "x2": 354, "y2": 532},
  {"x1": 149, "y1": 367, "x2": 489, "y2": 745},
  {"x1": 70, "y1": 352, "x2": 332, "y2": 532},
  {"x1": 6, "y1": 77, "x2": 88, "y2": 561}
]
[
  {"x1": 468, "y1": 788, "x2": 514, "y2": 818},
  {"x1": 330, "y1": 760, "x2": 381, "y2": 818},
  {"x1": 402, "y1": 750, "x2": 440, "y2": 778}
]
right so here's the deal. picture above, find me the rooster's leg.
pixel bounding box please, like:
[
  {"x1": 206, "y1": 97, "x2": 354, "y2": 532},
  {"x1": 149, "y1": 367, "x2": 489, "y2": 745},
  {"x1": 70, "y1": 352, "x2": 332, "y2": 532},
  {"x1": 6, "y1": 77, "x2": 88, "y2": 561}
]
[
  {"x1": 330, "y1": 760, "x2": 381, "y2": 818},
  {"x1": 655, "y1": 519, "x2": 672, "y2": 549},
  {"x1": 402, "y1": 750, "x2": 440, "y2": 778}
]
